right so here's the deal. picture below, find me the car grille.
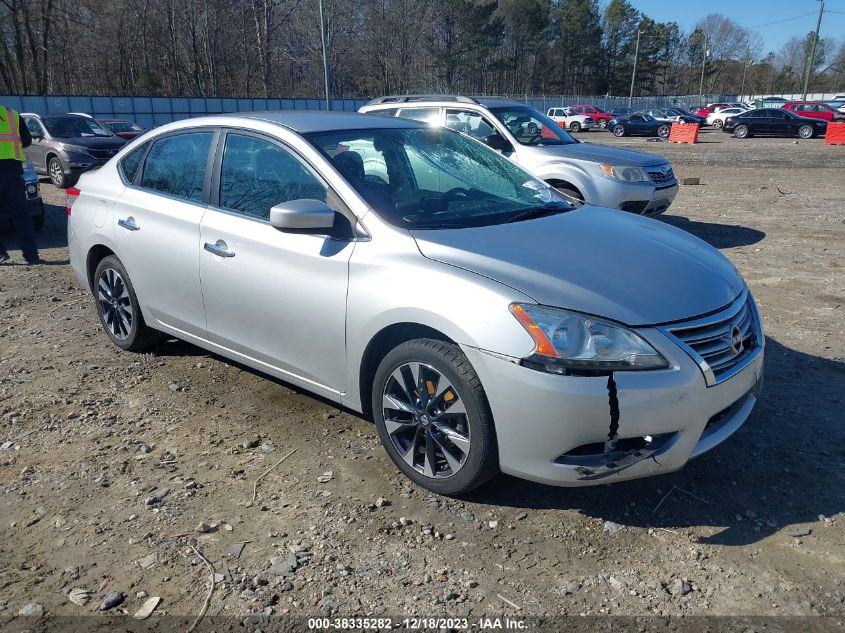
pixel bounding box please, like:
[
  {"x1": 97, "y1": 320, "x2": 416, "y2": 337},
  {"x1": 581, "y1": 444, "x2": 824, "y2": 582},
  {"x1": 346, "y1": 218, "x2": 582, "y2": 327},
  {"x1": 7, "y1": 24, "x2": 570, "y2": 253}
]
[
  {"x1": 87, "y1": 148, "x2": 119, "y2": 160},
  {"x1": 645, "y1": 166, "x2": 675, "y2": 185},
  {"x1": 662, "y1": 293, "x2": 760, "y2": 386}
]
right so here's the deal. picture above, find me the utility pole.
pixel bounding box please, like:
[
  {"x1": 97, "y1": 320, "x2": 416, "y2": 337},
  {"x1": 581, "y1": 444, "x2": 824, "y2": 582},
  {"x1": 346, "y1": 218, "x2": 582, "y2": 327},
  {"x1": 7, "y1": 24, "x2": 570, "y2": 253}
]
[
  {"x1": 740, "y1": 57, "x2": 750, "y2": 100},
  {"x1": 628, "y1": 29, "x2": 641, "y2": 109},
  {"x1": 801, "y1": 0, "x2": 824, "y2": 100},
  {"x1": 698, "y1": 32, "x2": 708, "y2": 106},
  {"x1": 319, "y1": 0, "x2": 331, "y2": 111}
]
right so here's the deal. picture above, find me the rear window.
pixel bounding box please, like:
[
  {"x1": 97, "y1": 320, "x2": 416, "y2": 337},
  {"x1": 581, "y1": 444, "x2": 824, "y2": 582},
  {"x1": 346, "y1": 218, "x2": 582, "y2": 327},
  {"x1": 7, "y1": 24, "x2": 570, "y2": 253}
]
[{"x1": 140, "y1": 132, "x2": 214, "y2": 201}]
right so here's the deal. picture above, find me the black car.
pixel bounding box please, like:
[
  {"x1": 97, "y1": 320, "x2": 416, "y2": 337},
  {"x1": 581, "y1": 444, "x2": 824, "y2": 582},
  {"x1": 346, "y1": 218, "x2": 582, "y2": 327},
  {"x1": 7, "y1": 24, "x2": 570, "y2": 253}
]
[
  {"x1": 21, "y1": 113, "x2": 126, "y2": 188},
  {"x1": 722, "y1": 108, "x2": 828, "y2": 139},
  {"x1": 662, "y1": 107, "x2": 707, "y2": 126},
  {"x1": 608, "y1": 113, "x2": 671, "y2": 138},
  {"x1": 610, "y1": 107, "x2": 633, "y2": 117}
]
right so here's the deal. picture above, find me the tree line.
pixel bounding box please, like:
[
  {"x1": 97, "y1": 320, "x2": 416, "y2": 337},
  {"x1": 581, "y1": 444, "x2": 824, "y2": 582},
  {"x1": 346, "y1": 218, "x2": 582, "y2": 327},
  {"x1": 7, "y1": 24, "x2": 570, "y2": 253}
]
[{"x1": 2, "y1": 0, "x2": 844, "y2": 99}]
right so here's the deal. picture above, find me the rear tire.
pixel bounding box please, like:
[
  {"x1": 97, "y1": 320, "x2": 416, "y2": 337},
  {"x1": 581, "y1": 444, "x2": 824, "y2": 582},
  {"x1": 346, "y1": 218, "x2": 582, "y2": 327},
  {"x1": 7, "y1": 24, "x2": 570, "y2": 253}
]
[
  {"x1": 657, "y1": 124, "x2": 670, "y2": 139},
  {"x1": 598, "y1": 119, "x2": 608, "y2": 129},
  {"x1": 713, "y1": 119, "x2": 724, "y2": 129},
  {"x1": 372, "y1": 338, "x2": 498, "y2": 496},
  {"x1": 93, "y1": 255, "x2": 161, "y2": 352}
]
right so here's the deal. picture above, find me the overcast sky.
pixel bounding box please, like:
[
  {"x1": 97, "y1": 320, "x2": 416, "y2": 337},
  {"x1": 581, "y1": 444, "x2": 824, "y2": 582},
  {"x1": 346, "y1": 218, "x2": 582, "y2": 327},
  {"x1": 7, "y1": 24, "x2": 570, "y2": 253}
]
[{"x1": 625, "y1": 0, "x2": 845, "y2": 54}]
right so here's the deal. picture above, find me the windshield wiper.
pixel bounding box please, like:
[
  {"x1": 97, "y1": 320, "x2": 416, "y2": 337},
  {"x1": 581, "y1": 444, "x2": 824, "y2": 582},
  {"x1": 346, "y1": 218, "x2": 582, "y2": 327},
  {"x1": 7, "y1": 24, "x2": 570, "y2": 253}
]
[{"x1": 505, "y1": 204, "x2": 570, "y2": 224}]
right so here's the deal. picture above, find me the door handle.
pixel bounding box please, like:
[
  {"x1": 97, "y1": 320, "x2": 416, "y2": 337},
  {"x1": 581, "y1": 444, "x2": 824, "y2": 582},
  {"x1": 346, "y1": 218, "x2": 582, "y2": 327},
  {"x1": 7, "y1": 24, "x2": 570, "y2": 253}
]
[
  {"x1": 204, "y1": 240, "x2": 235, "y2": 258},
  {"x1": 118, "y1": 217, "x2": 140, "y2": 231}
]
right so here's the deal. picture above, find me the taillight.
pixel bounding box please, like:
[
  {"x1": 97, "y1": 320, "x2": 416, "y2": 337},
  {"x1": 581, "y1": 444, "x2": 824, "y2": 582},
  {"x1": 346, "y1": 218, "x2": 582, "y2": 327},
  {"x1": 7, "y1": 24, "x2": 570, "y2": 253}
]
[{"x1": 66, "y1": 187, "x2": 80, "y2": 216}]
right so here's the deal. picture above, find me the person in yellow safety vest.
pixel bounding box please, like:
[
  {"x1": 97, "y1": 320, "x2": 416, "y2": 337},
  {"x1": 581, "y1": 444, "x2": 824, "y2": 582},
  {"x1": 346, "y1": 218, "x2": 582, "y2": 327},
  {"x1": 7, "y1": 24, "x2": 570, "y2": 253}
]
[{"x1": 0, "y1": 104, "x2": 40, "y2": 264}]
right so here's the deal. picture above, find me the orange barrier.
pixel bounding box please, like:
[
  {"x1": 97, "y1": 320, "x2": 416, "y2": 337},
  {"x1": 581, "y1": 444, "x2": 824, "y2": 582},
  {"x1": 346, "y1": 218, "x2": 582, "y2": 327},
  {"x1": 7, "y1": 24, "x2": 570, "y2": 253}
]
[
  {"x1": 668, "y1": 122, "x2": 700, "y2": 144},
  {"x1": 825, "y1": 122, "x2": 845, "y2": 145}
]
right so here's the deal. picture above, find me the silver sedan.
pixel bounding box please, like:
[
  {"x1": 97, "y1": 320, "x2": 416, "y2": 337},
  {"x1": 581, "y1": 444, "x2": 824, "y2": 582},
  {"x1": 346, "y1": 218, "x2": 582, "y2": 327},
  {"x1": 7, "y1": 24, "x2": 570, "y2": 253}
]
[{"x1": 67, "y1": 112, "x2": 764, "y2": 495}]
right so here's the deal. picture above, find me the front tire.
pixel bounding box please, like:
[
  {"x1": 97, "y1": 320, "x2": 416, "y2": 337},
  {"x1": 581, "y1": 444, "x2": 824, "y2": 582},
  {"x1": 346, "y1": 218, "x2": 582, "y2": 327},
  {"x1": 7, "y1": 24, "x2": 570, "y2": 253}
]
[
  {"x1": 93, "y1": 255, "x2": 161, "y2": 351},
  {"x1": 734, "y1": 124, "x2": 749, "y2": 139},
  {"x1": 569, "y1": 121, "x2": 581, "y2": 132},
  {"x1": 612, "y1": 124, "x2": 626, "y2": 137},
  {"x1": 798, "y1": 124, "x2": 814, "y2": 139},
  {"x1": 372, "y1": 339, "x2": 498, "y2": 496}
]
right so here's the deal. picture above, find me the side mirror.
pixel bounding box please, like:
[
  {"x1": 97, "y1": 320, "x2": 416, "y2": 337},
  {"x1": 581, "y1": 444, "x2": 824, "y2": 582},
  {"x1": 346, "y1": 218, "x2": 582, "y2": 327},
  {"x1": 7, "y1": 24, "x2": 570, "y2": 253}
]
[
  {"x1": 269, "y1": 199, "x2": 335, "y2": 231},
  {"x1": 484, "y1": 133, "x2": 512, "y2": 153}
]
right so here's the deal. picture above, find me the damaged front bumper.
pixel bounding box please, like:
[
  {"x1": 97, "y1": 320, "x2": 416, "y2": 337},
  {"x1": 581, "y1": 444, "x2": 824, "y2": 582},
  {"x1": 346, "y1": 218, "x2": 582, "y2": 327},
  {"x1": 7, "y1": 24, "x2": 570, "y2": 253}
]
[{"x1": 461, "y1": 326, "x2": 764, "y2": 487}]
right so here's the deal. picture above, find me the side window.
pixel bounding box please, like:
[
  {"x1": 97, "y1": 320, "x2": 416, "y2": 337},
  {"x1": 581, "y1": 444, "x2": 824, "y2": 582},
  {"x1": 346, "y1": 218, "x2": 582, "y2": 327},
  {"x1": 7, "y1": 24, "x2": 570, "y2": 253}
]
[
  {"x1": 630, "y1": 114, "x2": 644, "y2": 121},
  {"x1": 371, "y1": 108, "x2": 398, "y2": 118},
  {"x1": 445, "y1": 109, "x2": 496, "y2": 141},
  {"x1": 140, "y1": 132, "x2": 213, "y2": 201},
  {"x1": 219, "y1": 133, "x2": 326, "y2": 220},
  {"x1": 396, "y1": 107, "x2": 440, "y2": 125},
  {"x1": 25, "y1": 118, "x2": 44, "y2": 137},
  {"x1": 119, "y1": 143, "x2": 147, "y2": 183}
]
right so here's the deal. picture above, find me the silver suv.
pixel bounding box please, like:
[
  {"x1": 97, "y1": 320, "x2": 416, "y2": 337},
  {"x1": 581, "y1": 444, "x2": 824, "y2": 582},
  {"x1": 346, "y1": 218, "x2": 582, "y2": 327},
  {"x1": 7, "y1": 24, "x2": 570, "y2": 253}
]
[{"x1": 360, "y1": 95, "x2": 678, "y2": 214}]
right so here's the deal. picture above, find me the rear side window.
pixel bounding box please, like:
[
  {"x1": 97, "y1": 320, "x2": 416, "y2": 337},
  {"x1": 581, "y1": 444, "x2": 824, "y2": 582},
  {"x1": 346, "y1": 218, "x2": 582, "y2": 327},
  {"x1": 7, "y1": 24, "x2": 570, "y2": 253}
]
[
  {"x1": 219, "y1": 133, "x2": 326, "y2": 220},
  {"x1": 396, "y1": 107, "x2": 440, "y2": 125},
  {"x1": 370, "y1": 108, "x2": 398, "y2": 118},
  {"x1": 140, "y1": 132, "x2": 213, "y2": 201},
  {"x1": 119, "y1": 143, "x2": 147, "y2": 183}
]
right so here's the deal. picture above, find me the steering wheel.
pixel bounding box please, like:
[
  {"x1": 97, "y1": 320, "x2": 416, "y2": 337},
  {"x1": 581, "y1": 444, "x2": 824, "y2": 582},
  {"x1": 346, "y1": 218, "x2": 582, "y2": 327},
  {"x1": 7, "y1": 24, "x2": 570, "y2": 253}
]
[{"x1": 523, "y1": 134, "x2": 543, "y2": 145}]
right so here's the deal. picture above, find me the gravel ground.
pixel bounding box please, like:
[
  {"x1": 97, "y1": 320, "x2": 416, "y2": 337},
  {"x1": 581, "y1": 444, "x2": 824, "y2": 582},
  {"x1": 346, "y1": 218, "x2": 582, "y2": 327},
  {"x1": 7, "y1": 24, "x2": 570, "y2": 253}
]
[{"x1": 0, "y1": 129, "x2": 843, "y2": 629}]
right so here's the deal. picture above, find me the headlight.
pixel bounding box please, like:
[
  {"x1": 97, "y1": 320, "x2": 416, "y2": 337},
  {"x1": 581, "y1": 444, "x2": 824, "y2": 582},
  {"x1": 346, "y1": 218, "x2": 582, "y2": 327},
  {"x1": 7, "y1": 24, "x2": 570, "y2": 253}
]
[
  {"x1": 510, "y1": 303, "x2": 668, "y2": 374},
  {"x1": 60, "y1": 143, "x2": 90, "y2": 154},
  {"x1": 599, "y1": 164, "x2": 648, "y2": 182}
]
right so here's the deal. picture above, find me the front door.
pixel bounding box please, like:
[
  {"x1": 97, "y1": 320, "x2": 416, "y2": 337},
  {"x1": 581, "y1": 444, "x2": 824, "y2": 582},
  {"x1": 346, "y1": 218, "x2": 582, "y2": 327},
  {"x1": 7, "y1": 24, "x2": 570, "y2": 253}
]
[
  {"x1": 199, "y1": 131, "x2": 352, "y2": 396},
  {"x1": 113, "y1": 130, "x2": 214, "y2": 338}
]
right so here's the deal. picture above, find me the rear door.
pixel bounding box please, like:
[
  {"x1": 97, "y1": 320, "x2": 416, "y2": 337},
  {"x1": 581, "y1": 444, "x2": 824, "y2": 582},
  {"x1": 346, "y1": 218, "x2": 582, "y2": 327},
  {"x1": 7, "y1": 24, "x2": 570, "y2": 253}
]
[
  {"x1": 198, "y1": 130, "x2": 353, "y2": 394},
  {"x1": 23, "y1": 117, "x2": 47, "y2": 171},
  {"x1": 113, "y1": 129, "x2": 215, "y2": 338}
]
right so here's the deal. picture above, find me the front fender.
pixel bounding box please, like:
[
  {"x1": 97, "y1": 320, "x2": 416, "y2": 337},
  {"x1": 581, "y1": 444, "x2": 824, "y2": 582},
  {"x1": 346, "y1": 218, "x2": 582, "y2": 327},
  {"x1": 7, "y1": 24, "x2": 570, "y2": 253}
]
[{"x1": 534, "y1": 162, "x2": 600, "y2": 201}]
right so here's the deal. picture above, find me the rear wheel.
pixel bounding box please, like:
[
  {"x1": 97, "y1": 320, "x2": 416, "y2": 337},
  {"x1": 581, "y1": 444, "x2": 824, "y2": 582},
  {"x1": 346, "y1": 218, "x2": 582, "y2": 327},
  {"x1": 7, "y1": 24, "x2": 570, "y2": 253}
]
[
  {"x1": 612, "y1": 124, "x2": 626, "y2": 137},
  {"x1": 372, "y1": 339, "x2": 498, "y2": 496},
  {"x1": 798, "y1": 124, "x2": 814, "y2": 139},
  {"x1": 93, "y1": 255, "x2": 161, "y2": 352},
  {"x1": 734, "y1": 125, "x2": 749, "y2": 139},
  {"x1": 657, "y1": 124, "x2": 670, "y2": 139},
  {"x1": 598, "y1": 119, "x2": 608, "y2": 129},
  {"x1": 569, "y1": 121, "x2": 581, "y2": 132},
  {"x1": 713, "y1": 119, "x2": 724, "y2": 129}
]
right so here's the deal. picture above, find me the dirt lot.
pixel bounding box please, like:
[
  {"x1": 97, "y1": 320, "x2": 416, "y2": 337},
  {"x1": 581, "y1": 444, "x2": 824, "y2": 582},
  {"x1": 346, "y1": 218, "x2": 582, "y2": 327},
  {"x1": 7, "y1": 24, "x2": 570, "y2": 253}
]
[{"x1": 0, "y1": 129, "x2": 843, "y2": 630}]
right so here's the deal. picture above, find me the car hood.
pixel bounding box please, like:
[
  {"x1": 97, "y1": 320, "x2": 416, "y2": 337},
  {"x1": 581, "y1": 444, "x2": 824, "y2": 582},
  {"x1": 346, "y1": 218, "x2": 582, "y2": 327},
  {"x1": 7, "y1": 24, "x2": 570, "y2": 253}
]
[
  {"x1": 53, "y1": 136, "x2": 126, "y2": 149},
  {"x1": 410, "y1": 207, "x2": 744, "y2": 326},
  {"x1": 529, "y1": 141, "x2": 666, "y2": 167}
]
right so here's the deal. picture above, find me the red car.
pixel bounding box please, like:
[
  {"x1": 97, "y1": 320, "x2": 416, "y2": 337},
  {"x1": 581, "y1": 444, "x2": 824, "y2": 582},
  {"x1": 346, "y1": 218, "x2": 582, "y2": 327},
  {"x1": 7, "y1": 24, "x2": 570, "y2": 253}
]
[
  {"x1": 783, "y1": 101, "x2": 836, "y2": 122},
  {"x1": 97, "y1": 118, "x2": 145, "y2": 140},
  {"x1": 693, "y1": 102, "x2": 739, "y2": 117},
  {"x1": 566, "y1": 105, "x2": 612, "y2": 129}
]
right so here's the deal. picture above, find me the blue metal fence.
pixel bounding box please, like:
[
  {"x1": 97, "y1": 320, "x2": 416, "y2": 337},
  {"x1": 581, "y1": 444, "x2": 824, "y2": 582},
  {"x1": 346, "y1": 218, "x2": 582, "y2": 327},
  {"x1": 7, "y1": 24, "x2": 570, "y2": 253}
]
[{"x1": 0, "y1": 94, "x2": 734, "y2": 125}]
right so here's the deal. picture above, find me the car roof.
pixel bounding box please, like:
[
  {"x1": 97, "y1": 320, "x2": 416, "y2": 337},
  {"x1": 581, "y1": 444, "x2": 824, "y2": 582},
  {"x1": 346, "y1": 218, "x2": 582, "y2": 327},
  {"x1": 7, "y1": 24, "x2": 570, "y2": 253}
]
[{"x1": 230, "y1": 110, "x2": 427, "y2": 133}]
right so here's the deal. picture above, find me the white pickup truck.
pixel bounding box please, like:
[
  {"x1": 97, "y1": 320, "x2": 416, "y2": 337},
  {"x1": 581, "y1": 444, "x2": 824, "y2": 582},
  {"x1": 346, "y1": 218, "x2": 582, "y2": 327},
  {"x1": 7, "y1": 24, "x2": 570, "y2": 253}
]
[{"x1": 547, "y1": 107, "x2": 595, "y2": 132}]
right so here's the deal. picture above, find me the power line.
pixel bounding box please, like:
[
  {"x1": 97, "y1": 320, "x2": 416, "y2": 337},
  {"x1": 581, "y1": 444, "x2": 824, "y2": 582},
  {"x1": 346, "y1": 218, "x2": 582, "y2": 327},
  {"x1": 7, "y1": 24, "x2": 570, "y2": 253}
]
[{"x1": 746, "y1": 12, "x2": 816, "y2": 30}]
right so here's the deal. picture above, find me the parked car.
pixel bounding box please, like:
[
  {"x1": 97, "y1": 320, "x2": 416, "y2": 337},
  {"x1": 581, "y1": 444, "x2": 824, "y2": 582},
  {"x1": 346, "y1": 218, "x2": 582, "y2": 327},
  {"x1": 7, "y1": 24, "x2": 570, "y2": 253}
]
[
  {"x1": 546, "y1": 107, "x2": 595, "y2": 132},
  {"x1": 642, "y1": 108, "x2": 700, "y2": 125},
  {"x1": 659, "y1": 107, "x2": 707, "y2": 125},
  {"x1": 98, "y1": 118, "x2": 145, "y2": 140},
  {"x1": 693, "y1": 102, "x2": 741, "y2": 117},
  {"x1": 610, "y1": 107, "x2": 633, "y2": 117},
  {"x1": 706, "y1": 107, "x2": 748, "y2": 129},
  {"x1": 782, "y1": 101, "x2": 838, "y2": 123},
  {"x1": 723, "y1": 108, "x2": 828, "y2": 139},
  {"x1": 565, "y1": 105, "x2": 613, "y2": 129},
  {"x1": 68, "y1": 111, "x2": 763, "y2": 494},
  {"x1": 0, "y1": 158, "x2": 44, "y2": 232},
  {"x1": 21, "y1": 113, "x2": 126, "y2": 188},
  {"x1": 608, "y1": 113, "x2": 671, "y2": 139},
  {"x1": 360, "y1": 95, "x2": 678, "y2": 214}
]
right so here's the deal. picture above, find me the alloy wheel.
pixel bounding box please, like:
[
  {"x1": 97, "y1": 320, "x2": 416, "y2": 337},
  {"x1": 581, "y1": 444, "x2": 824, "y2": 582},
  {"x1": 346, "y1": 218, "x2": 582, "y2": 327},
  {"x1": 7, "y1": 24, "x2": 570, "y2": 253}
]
[
  {"x1": 612, "y1": 125, "x2": 625, "y2": 137},
  {"x1": 598, "y1": 119, "x2": 608, "y2": 129},
  {"x1": 381, "y1": 362, "x2": 471, "y2": 479},
  {"x1": 735, "y1": 125, "x2": 748, "y2": 139},
  {"x1": 97, "y1": 268, "x2": 133, "y2": 340},
  {"x1": 657, "y1": 125, "x2": 670, "y2": 138},
  {"x1": 714, "y1": 119, "x2": 724, "y2": 129},
  {"x1": 798, "y1": 125, "x2": 813, "y2": 139},
  {"x1": 49, "y1": 160, "x2": 64, "y2": 186}
]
